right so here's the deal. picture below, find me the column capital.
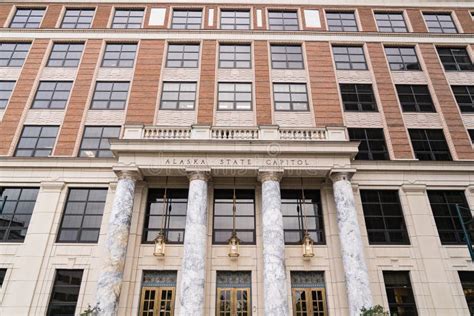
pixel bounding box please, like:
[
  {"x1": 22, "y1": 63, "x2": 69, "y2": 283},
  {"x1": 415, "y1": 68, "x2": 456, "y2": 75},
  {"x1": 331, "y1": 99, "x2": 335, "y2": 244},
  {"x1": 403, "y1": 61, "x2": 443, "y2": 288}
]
[
  {"x1": 258, "y1": 170, "x2": 283, "y2": 183},
  {"x1": 329, "y1": 169, "x2": 356, "y2": 182},
  {"x1": 40, "y1": 181, "x2": 66, "y2": 192},
  {"x1": 186, "y1": 170, "x2": 211, "y2": 182},
  {"x1": 113, "y1": 165, "x2": 143, "y2": 181}
]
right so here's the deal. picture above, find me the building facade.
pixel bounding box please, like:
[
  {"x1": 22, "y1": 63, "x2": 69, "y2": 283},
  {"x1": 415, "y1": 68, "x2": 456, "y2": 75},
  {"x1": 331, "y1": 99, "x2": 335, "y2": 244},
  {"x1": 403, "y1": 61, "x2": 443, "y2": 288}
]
[{"x1": 0, "y1": 0, "x2": 473, "y2": 315}]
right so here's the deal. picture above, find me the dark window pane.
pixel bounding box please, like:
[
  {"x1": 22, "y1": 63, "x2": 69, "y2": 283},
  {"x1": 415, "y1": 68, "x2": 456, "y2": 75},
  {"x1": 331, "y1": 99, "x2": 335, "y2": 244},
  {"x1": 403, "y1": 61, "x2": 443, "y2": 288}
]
[
  {"x1": 409, "y1": 129, "x2": 451, "y2": 161},
  {"x1": 47, "y1": 269, "x2": 83, "y2": 316}
]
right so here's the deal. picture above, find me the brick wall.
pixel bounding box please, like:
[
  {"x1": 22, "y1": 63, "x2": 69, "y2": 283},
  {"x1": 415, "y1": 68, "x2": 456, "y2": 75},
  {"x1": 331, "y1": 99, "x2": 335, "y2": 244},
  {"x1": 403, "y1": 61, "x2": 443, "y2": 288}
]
[
  {"x1": 358, "y1": 8, "x2": 377, "y2": 32},
  {"x1": 455, "y1": 10, "x2": 474, "y2": 33},
  {"x1": 197, "y1": 40, "x2": 217, "y2": 125},
  {"x1": 0, "y1": 4, "x2": 12, "y2": 27},
  {"x1": 41, "y1": 4, "x2": 62, "y2": 28},
  {"x1": 254, "y1": 41, "x2": 272, "y2": 125},
  {"x1": 92, "y1": 5, "x2": 113, "y2": 28},
  {"x1": 407, "y1": 9, "x2": 427, "y2": 32}
]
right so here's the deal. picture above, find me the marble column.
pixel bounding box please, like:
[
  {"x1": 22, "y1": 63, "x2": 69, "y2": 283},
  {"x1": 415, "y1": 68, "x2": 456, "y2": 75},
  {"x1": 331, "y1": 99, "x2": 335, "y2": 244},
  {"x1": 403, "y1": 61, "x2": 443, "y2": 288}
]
[
  {"x1": 330, "y1": 172, "x2": 372, "y2": 315},
  {"x1": 96, "y1": 169, "x2": 141, "y2": 316},
  {"x1": 178, "y1": 171, "x2": 210, "y2": 316},
  {"x1": 258, "y1": 171, "x2": 290, "y2": 316}
]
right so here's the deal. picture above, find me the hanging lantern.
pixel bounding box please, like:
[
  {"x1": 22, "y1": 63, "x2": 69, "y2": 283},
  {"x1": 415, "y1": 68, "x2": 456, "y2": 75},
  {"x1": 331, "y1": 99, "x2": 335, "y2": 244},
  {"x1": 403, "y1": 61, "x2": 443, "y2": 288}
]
[
  {"x1": 153, "y1": 231, "x2": 166, "y2": 257},
  {"x1": 302, "y1": 232, "x2": 315, "y2": 258},
  {"x1": 228, "y1": 232, "x2": 240, "y2": 258}
]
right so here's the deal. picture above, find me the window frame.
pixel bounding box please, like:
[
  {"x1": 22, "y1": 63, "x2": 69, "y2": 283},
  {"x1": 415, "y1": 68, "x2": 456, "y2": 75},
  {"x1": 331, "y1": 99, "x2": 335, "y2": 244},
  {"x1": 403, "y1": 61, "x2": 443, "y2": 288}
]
[
  {"x1": 60, "y1": 8, "x2": 95, "y2": 29},
  {"x1": 165, "y1": 43, "x2": 200, "y2": 68},
  {"x1": 30, "y1": 81, "x2": 73, "y2": 109},
  {"x1": 409, "y1": 128, "x2": 452, "y2": 161},
  {"x1": 10, "y1": 8, "x2": 45, "y2": 28},
  {"x1": 270, "y1": 44, "x2": 304, "y2": 69},
  {"x1": 385, "y1": 46, "x2": 421, "y2": 71},
  {"x1": 374, "y1": 12, "x2": 408, "y2": 33},
  {"x1": 423, "y1": 12, "x2": 458, "y2": 33},
  {"x1": 348, "y1": 128, "x2": 390, "y2": 160},
  {"x1": 217, "y1": 82, "x2": 253, "y2": 111},
  {"x1": 89, "y1": 81, "x2": 130, "y2": 110},
  {"x1": 267, "y1": 10, "x2": 299, "y2": 31},
  {"x1": 14, "y1": 125, "x2": 59, "y2": 157},
  {"x1": 219, "y1": 9, "x2": 251, "y2": 30},
  {"x1": 101, "y1": 43, "x2": 137, "y2": 68},
  {"x1": 452, "y1": 85, "x2": 474, "y2": 112},
  {"x1": 340, "y1": 83, "x2": 378, "y2": 112},
  {"x1": 326, "y1": 11, "x2": 359, "y2": 32},
  {"x1": 78, "y1": 126, "x2": 121, "y2": 158},
  {"x1": 218, "y1": 44, "x2": 252, "y2": 69},
  {"x1": 396, "y1": 84, "x2": 436, "y2": 113},
  {"x1": 46, "y1": 269, "x2": 83, "y2": 316},
  {"x1": 0, "y1": 80, "x2": 16, "y2": 109},
  {"x1": 111, "y1": 8, "x2": 145, "y2": 29},
  {"x1": 170, "y1": 9, "x2": 203, "y2": 30},
  {"x1": 0, "y1": 42, "x2": 31, "y2": 67},
  {"x1": 273, "y1": 83, "x2": 310, "y2": 112},
  {"x1": 332, "y1": 45, "x2": 368, "y2": 70},
  {"x1": 159, "y1": 81, "x2": 197, "y2": 110},
  {"x1": 47, "y1": 42, "x2": 84, "y2": 68},
  {"x1": 437, "y1": 47, "x2": 473, "y2": 72},
  {"x1": 459, "y1": 271, "x2": 474, "y2": 315},
  {"x1": 383, "y1": 271, "x2": 418, "y2": 316}
]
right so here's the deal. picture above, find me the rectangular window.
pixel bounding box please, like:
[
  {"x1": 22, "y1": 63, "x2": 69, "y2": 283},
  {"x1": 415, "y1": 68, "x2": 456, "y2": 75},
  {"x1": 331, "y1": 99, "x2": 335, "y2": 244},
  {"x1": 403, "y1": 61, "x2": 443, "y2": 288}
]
[
  {"x1": 171, "y1": 9, "x2": 202, "y2": 29},
  {"x1": 0, "y1": 81, "x2": 15, "y2": 109},
  {"x1": 160, "y1": 82, "x2": 196, "y2": 110},
  {"x1": 326, "y1": 11, "x2": 358, "y2": 31},
  {"x1": 101, "y1": 43, "x2": 137, "y2": 68},
  {"x1": 385, "y1": 47, "x2": 421, "y2": 71},
  {"x1": 291, "y1": 271, "x2": 327, "y2": 315},
  {"x1": 437, "y1": 47, "x2": 473, "y2": 71},
  {"x1": 166, "y1": 44, "x2": 200, "y2": 68},
  {"x1": 375, "y1": 12, "x2": 408, "y2": 32},
  {"x1": 31, "y1": 81, "x2": 73, "y2": 109},
  {"x1": 218, "y1": 44, "x2": 251, "y2": 69},
  {"x1": 469, "y1": 130, "x2": 474, "y2": 143},
  {"x1": 423, "y1": 13, "x2": 457, "y2": 33},
  {"x1": 0, "y1": 187, "x2": 39, "y2": 242},
  {"x1": 459, "y1": 271, "x2": 474, "y2": 315},
  {"x1": 216, "y1": 271, "x2": 251, "y2": 316},
  {"x1": 90, "y1": 81, "x2": 130, "y2": 110},
  {"x1": 213, "y1": 189, "x2": 256, "y2": 244},
  {"x1": 348, "y1": 128, "x2": 389, "y2": 160},
  {"x1": 340, "y1": 84, "x2": 377, "y2": 112},
  {"x1": 47, "y1": 270, "x2": 83, "y2": 316},
  {"x1": 332, "y1": 46, "x2": 367, "y2": 70},
  {"x1": 15, "y1": 125, "x2": 59, "y2": 157},
  {"x1": 220, "y1": 10, "x2": 250, "y2": 30},
  {"x1": 273, "y1": 83, "x2": 309, "y2": 111},
  {"x1": 140, "y1": 271, "x2": 177, "y2": 316},
  {"x1": 270, "y1": 45, "x2": 304, "y2": 69},
  {"x1": 78, "y1": 126, "x2": 121, "y2": 158},
  {"x1": 47, "y1": 43, "x2": 84, "y2": 67},
  {"x1": 10, "y1": 8, "x2": 45, "y2": 28},
  {"x1": 383, "y1": 271, "x2": 418, "y2": 315},
  {"x1": 268, "y1": 10, "x2": 299, "y2": 31},
  {"x1": 281, "y1": 190, "x2": 325, "y2": 245},
  {"x1": 453, "y1": 86, "x2": 474, "y2": 112},
  {"x1": 361, "y1": 190, "x2": 409, "y2": 244},
  {"x1": 0, "y1": 269, "x2": 5, "y2": 287},
  {"x1": 143, "y1": 189, "x2": 188, "y2": 244},
  {"x1": 61, "y1": 9, "x2": 94, "y2": 29},
  {"x1": 57, "y1": 188, "x2": 107, "y2": 243},
  {"x1": 409, "y1": 129, "x2": 451, "y2": 161},
  {"x1": 428, "y1": 190, "x2": 472, "y2": 245},
  {"x1": 396, "y1": 85, "x2": 435, "y2": 112},
  {"x1": 111, "y1": 9, "x2": 144, "y2": 29},
  {"x1": 0, "y1": 42, "x2": 31, "y2": 67},
  {"x1": 217, "y1": 82, "x2": 252, "y2": 110}
]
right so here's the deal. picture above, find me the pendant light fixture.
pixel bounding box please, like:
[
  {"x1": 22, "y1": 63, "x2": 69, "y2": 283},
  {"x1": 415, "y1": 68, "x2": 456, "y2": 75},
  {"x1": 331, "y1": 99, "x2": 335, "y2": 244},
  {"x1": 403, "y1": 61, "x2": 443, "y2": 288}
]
[
  {"x1": 300, "y1": 178, "x2": 315, "y2": 258},
  {"x1": 228, "y1": 177, "x2": 240, "y2": 258},
  {"x1": 154, "y1": 177, "x2": 168, "y2": 257}
]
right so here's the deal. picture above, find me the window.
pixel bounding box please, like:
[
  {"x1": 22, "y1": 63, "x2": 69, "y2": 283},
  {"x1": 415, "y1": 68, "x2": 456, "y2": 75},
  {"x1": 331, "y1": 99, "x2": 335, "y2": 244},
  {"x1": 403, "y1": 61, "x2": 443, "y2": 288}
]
[
  {"x1": 268, "y1": 10, "x2": 299, "y2": 31},
  {"x1": 216, "y1": 271, "x2": 251, "y2": 316},
  {"x1": 428, "y1": 190, "x2": 473, "y2": 245},
  {"x1": 143, "y1": 189, "x2": 187, "y2": 244},
  {"x1": 79, "y1": 126, "x2": 120, "y2": 158},
  {"x1": 111, "y1": 9, "x2": 144, "y2": 29},
  {"x1": 270, "y1": 45, "x2": 304, "y2": 69},
  {"x1": 15, "y1": 125, "x2": 59, "y2": 157},
  {"x1": 452, "y1": 86, "x2": 474, "y2": 112},
  {"x1": 140, "y1": 271, "x2": 177, "y2": 316},
  {"x1": 469, "y1": 130, "x2": 474, "y2": 143},
  {"x1": 383, "y1": 271, "x2": 418, "y2": 315},
  {"x1": 10, "y1": 8, "x2": 45, "y2": 28},
  {"x1": 437, "y1": 47, "x2": 473, "y2": 71},
  {"x1": 385, "y1": 47, "x2": 421, "y2": 71},
  {"x1": 218, "y1": 44, "x2": 251, "y2": 69},
  {"x1": 57, "y1": 188, "x2": 107, "y2": 243},
  {"x1": 273, "y1": 83, "x2": 309, "y2": 111},
  {"x1": 171, "y1": 10, "x2": 202, "y2": 29},
  {"x1": 166, "y1": 44, "x2": 200, "y2": 68},
  {"x1": 332, "y1": 46, "x2": 368, "y2": 70},
  {"x1": 90, "y1": 81, "x2": 130, "y2": 110},
  {"x1": 160, "y1": 82, "x2": 196, "y2": 110},
  {"x1": 213, "y1": 189, "x2": 255, "y2": 244},
  {"x1": 0, "y1": 269, "x2": 5, "y2": 287},
  {"x1": 0, "y1": 187, "x2": 39, "y2": 242},
  {"x1": 375, "y1": 12, "x2": 408, "y2": 32},
  {"x1": 47, "y1": 270, "x2": 83, "y2": 316},
  {"x1": 47, "y1": 43, "x2": 84, "y2": 67},
  {"x1": 61, "y1": 9, "x2": 94, "y2": 28},
  {"x1": 348, "y1": 128, "x2": 389, "y2": 160},
  {"x1": 423, "y1": 13, "x2": 457, "y2": 33},
  {"x1": 217, "y1": 82, "x2": 252, "y2": 110},
  {"x1": 31, "y1": 81, "x2": 73, "y2": 109},
  {"x1": 396, "y1": 85, "x2": 435, "y2": 112},
  {"x1": 361, "y1": 190, "x2": 409, "y2": 244},
  {"x1": 220, "y1": 10, "x2": 250, "y2": 30},
  {"x1": 409, "y1": 129, "x2": 451, "y2": 161},
  {"x1": 340, "y1": 84, "x2": 377, "y2": 112},
  {"x1": 0, "y1": 81, "x2": 15, "y2": 109},
  {"x1": 0, "y1": 42, "x2": 31, "y2": 67},
  {"x1": 291, "y1": 271, "x2": 327, "y2": 315},
  {"x1": 326, "y1": 11, "x2": 358, "y2": 32},
  {"x1": 459, "y1": 271, "x2": 474, "y2": 315},
  {"x1": 101, "y1": 43, "x2": 137, "y2": 68}
]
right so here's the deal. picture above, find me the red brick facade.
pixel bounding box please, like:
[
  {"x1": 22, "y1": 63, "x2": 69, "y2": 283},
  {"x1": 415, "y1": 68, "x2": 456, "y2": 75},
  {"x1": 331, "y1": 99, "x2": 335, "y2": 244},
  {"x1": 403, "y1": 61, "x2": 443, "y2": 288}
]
[
  {"x1": 254, "y1": 41, "x2": 272, "y2": 125},
  {"x1": 197, "y1": 40, "x2": 217, "y2": 125}
]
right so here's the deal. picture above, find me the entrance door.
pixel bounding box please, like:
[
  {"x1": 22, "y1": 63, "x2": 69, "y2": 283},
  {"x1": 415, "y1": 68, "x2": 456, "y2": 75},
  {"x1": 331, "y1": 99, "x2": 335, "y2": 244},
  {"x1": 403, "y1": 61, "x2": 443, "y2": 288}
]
[
  {"x1": 140, "y1": 286, "x2": 175, "y2": 316},
  {"x1": 292, "y1": 288, "x2": 327, "y2": 316},
  {"x1": 217, "y1": 287, "x2": 251, "y2": 316}
]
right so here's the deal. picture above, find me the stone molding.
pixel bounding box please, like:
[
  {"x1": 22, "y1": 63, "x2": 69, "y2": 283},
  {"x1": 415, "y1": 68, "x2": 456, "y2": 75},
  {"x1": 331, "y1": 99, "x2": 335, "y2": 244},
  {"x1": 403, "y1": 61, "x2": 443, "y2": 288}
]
[
  {"x1": 40, "y1": 181, "x2": 65, "y2": 191},
  {"x1": 329, "y1": 169, "x2": 356, "y2": 182},
  {"x1": 401, "y1": 183, "x2": 427, "y2": 193},
  {"x1": 257, "y1": 170, "x2": 283, "y2": 183},
  {"x1": 113, "y1": 165, "x2": 143, "y2": 181},
  {"x1": 186, "y1": 170, "x2": 211, "y2": 182}
]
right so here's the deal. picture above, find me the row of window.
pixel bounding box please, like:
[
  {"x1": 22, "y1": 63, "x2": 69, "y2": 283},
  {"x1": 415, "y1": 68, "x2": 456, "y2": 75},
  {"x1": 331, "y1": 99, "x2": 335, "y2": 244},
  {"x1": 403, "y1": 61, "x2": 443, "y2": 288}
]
[{"x1": 7, "y1": 7, "x2": 465, "y2": 34}]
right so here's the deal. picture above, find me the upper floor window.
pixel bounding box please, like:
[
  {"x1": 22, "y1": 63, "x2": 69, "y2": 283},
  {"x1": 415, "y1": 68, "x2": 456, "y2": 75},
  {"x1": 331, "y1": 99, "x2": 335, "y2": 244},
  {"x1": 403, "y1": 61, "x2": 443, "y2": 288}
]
[
  {"x1": 268, "y1": 10, "x2": 299, "y2": 31},
  {"x1": 385, "y1": 47, "x2": 421, "y2": 71},
  {"x1": 375, "y1": 12, "x2": 408, "y2": 32},
  {"x1": 348, "y1": 128, "x2": 389, "y2": 160},
  {"x1": 218, "y1": 44, "x2": 251, "y2": 69},
  {"x1": 340, "y1": 84, "x2": 377, "y2": 112},
  {"x1": 409, "y1": 129, "x2": 451, "y2": 161},
  {"x1": 79, "y1": 126, "x2": 121, "y2": 158},
  {"x1": 10, "y1": 8, "x2": 45, "y2": 28},
  {"x1": 111, "y1": 9, "x2": 144, "y2": 29},
  {"x1": 270, "y1": 45, "x2": 304, "y2": 69},
  {"x1": 0, "y1": 42, "x2": 31, "y2": 67},
  {"x1": 0, "y1": 81, "x2": 15, "y2": 109},
  {"x1": 437, "y1": 47, "x2": 473, "y2": 71},
  {"x1": 423, "y1": 13, "x2": 457, "y2": 33},
  {"x1": 90, "y1": 81, "x2": 130, "y2": 110},
  {"x1": 452, "y1": 85, "x2": 474, "y2": 112},
  {"x1": 332, "y1": 45, "x2": 367, "y2": 70},
  {"x1": 61, "y1": 9, "x2": 95, "y2": 29},
  {"x1": 166, "y1": 44, "x2": 200, "y2": 68},
  {"x1": 47, "y1": 43, "x2": 84, "y2": 67},
  {"x1": 459, "y1": 271, "x2": 474, "y2": 315},
  {"x1": 273, "y1": 83, "x2": 309, "y2": 111},
  {"x1": 217, "y1": 82, "x2": 252, "y2": 111},
  {"x1": 31, "y1": 81, "x2": 73, "y2": 109},
  {"x1": 160, "y1": 82, "x2": 197, "y2": 110},
  {"x1": 326, "y1": 11, "x2": 358, "y2": 32},
  {"x1": 0, "y1": 269, "x2": 5, "y2": 287},
  {"x1": 47, "y1": 270, "x2": 83, "y2": 316},
  {"x1": 101, "y1": 43, "x2": 137, "y2": 68},
  {"x1": 171, "y1": 9, "x2": 202, "y2": 29},
  {"x1": 396, "y1": 85, "x2": 435, "y2": 112},
  {"x1": 383, "y1": 271, "x2": 418, "y2": 315},
  {"x1": 15, "y1": 125, "x2": 59, "y2": 157},
  {"x1": 220, "y1": 10, "x2": 250, "y2": 30}
]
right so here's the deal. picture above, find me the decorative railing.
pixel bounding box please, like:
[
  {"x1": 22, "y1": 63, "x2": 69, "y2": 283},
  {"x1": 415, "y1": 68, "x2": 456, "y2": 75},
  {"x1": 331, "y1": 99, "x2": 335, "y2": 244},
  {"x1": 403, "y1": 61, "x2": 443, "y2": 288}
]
[{"x1": 143, "y1": 126, "x2": 191, "y2": 139}]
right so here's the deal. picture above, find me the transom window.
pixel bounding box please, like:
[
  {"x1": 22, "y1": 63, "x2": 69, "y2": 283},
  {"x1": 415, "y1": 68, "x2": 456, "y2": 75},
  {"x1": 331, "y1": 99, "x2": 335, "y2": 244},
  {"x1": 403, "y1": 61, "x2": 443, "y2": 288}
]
[
  {"x1": 101, "y1": 43, "x2": 137, "y2": 68},
  {"x1": 171, "y1": 10, "x2": 202, "y2": 29},
  {"x1": 423, "y1": 13, "x2": 457, "y2": 33},
  {"x1": 0, "y1": 187, "x2": 39, "y2": 242},
  {"x1": 273, "y1": 83, "x2": 309, "y2": 111},
  {"x1": 78, "y1": 126, "x2": 121, "y2": 158},
  {"x1": 452, "y1": 85, "x2": 474, "y2": 112},
  {"x1": 375, "y1": 12, "x2": 408, "y2": 32},
  {"x1": 220, "y1": 10, "x2": 250, "y2": 30},
  {"x1": 47, "y1": 270, "x2": 83, "y2": 316},
  {"x1": 111, "y1": 9, "x2": 144, "y2": 29},
  {"x1": 326, "y1": 11, "x2": 358, "y2": 32},
  {"x1": 160, "y1": 82, "x2": 197, "y2": 110},
  {"x1": 383, "y1": 271, "x2": 418, "y2": 316},
  {"x1": 47, "y1": 43, "x2": 84, "y2": 67},
  {"x1": 0, "y1": 81, "x2": 15, "y2": 109},
  {"x1": 61, "y1": 9, "x2": 95, "y2": 29},
  {"x1": 340, "y1": 84, "x2": 377, "y2": 112},
  {"x1": 385, "y1": 47, "x2": 421, "y2": 71},
  {"x1": 332, "y1": 46, "x2": 367, "y2": 70},
  {"x1": 10, "y1": 8, "x2": 45, "y2": 28},
  {"x1": 459, "y1": 271, "x2": 474, "y2": 315},
  {"x1": 0, "y1": 42, "x2": 31, "y2": 67},
  {"x1": 291, "y1": 271, "x2": 327, "y2": 316},
  {"x1": 348, "y1": 128, "x2": 389, "y2": 160},
  {"x1": 216, "y1": 271, "x2": 251, "y2": 316},
  {"x1": 268, "y1": 10, "x2": 299, "y2": 31},
  {"x1": 90, "y1": 81, "x2": 130, "y2": 110},
  {"x1": 437, "y1": 47, "x2": 473, "y2": 71},
  {"x1": 140, "y1": 271, "x2": 177, "y2": 316},
  {"x1": 217, "y1": 82, "x2": 252, "y2": 110},
  {"x1": 409, "y1": 129, "x2": 451, "y2": 161},
  {"x1": 270, "y1": 45, "x2": 304, "y2": 69},
  {"x1": 218, "y1": 44, "x2": 251, "y2": 69},
  {"x1": 166, "y1": 44, "x2": 200, "y2": 68},
  {"x1": 15, "y1": 125, "x2": 59, "y2": 157},
  {"x1": 31, "y1": 81, "x2": 73, "y2": 109},
  {"x1": 396, "y1": 85, "x2": 435, "y2": 112}
]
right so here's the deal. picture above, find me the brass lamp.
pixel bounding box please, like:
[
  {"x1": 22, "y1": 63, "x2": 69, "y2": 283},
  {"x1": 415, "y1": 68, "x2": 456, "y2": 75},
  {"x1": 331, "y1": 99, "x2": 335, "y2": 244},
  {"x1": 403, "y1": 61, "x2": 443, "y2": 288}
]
[
  {"x1": 154, "y1": 177, "x2": 168, "y2": 257},
  {"x1": 300, "y1": 178, "x2": 315, "y2": 259},
  {"x1": 228, "y1": 178, "x2": 240, "y2": 258}
]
